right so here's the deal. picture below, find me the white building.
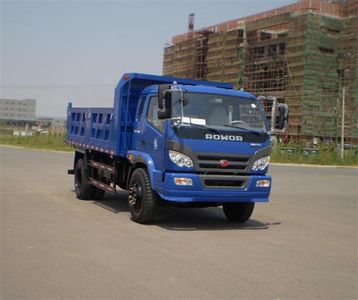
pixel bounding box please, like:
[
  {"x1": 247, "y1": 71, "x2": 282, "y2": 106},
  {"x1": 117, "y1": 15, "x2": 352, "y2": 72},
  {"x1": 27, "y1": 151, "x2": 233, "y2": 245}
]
[{"x1": 0, "y1": 98, "x2": 36, "y2": 121}]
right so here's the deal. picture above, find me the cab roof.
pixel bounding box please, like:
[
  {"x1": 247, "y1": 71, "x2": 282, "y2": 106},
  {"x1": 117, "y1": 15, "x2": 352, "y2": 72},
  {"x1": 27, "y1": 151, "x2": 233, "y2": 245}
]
[
  {"x1": 117, "y1": 73, "x2": 233, "y2": 90},
  {"x1": 142, "y1": 84, "x2": 256, "y2": 100}
]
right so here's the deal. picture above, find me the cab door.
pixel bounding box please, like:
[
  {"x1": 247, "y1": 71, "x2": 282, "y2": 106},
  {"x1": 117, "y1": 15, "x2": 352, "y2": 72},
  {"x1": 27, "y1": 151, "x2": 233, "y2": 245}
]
[{"x1": 133, "y1": 95, "x2": 165, "y2": 171}]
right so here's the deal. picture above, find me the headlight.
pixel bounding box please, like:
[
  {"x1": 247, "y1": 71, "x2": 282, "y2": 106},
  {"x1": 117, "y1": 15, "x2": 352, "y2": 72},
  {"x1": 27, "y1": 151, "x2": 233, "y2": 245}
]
[
  {"x1": 252, "y1": 156, "x2": 270, "y2": 171},
  {"x1": 169, "y1": 150, "x2": 193, "y2": 168}
]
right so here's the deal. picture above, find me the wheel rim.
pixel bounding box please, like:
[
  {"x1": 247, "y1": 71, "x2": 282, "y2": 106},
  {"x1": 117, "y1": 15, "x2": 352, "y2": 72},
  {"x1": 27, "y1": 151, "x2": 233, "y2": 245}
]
[{"x1": 128, "y1": 182, "x2": 142, "y2": 213}]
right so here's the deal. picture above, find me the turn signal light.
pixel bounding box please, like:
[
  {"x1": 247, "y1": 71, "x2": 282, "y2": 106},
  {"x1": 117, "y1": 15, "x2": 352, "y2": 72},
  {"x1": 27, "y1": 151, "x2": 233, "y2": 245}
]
[
  {"x1": 256, "y1": 180, "x2": 271, "y2": 187},
  {"x1": 174, "y1": 177, "x2": 193, "y2": 186}
]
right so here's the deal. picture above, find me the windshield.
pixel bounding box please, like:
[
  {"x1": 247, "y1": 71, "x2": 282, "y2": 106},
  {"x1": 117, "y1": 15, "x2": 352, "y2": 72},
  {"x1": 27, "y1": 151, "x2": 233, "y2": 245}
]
[{"x1": 171, "y1": 92, "x2": 267, "y2": 132}]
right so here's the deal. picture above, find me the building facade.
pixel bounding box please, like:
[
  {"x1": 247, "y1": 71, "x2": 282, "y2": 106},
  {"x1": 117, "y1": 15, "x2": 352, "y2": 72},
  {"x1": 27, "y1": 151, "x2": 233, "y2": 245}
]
[
  {"x1": 0, "y1": 98, "x2": 36, "y2": 122},
  {"x1": 163, "y1": 0, "x2": 358, "y2": 143}
]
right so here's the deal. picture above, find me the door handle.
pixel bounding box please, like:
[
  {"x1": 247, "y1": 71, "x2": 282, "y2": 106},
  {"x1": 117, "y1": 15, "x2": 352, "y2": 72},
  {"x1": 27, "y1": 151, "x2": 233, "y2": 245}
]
[{"x1": 134, "y1": 129, "x2": 141, "y2": 134}]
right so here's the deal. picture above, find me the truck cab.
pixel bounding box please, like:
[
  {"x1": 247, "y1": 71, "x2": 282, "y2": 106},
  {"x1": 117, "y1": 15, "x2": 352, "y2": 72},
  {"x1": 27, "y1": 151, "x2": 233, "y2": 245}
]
[{"x1": 66, "y1": 73, "x2": 288, "y2": 224}]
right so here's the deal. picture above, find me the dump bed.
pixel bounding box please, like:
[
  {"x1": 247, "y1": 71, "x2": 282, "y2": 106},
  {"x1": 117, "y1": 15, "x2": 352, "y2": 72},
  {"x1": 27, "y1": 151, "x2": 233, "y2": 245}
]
[
  {"x1": 66, "y1": 73, "x2": 232, "y2": 156},
  {"x1": 66, "y1": 105, "x2": 115, "y2": 153}
]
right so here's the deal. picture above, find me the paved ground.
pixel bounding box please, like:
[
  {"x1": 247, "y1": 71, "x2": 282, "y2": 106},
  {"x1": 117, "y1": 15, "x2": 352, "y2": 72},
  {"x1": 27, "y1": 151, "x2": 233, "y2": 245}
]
[{"x1": 1, "y1": 146, "x2": 357, "y2": 300}]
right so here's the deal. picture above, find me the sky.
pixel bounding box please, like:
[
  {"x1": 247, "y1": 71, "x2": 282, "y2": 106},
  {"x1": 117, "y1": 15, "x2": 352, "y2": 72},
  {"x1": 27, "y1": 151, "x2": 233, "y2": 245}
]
[{"x1": 1, "y1": 0, "x2": 296, "y2": 117}]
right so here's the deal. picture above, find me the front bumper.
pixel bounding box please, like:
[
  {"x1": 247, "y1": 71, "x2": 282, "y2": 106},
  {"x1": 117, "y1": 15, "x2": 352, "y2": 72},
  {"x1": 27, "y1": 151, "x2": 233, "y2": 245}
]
[{"x1": 155, "y1": 172, "x2": 271, "y2": 203}]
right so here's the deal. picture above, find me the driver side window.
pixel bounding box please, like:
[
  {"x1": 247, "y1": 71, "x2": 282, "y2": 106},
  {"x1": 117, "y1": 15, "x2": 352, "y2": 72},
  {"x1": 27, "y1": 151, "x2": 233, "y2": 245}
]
[{"x1": 147, "y1": 96, "x2": 164, "y2": 133}]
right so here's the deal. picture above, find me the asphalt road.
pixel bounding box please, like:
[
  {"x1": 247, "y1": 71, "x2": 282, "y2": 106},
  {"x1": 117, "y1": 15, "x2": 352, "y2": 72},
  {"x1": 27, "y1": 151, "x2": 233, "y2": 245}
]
[{"x1": 1, "y1": 146, "x2": 357, "y2": 300}]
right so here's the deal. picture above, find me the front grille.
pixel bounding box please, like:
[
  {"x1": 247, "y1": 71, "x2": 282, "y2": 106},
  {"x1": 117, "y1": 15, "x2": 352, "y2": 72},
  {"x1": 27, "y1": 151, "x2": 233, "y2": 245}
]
[{"x1": 196, "y1": 153, "x2": 251, "y2": 173}]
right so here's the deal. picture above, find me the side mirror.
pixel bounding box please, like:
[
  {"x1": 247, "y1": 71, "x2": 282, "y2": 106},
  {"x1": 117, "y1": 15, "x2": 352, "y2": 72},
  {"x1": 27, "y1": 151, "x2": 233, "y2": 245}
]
[
  {"x1": 278, "y1": 104, "x2": 289, "y2": 130},
  {"x1": 158, "y1": 84, "x2": 172, "y2": 119}
]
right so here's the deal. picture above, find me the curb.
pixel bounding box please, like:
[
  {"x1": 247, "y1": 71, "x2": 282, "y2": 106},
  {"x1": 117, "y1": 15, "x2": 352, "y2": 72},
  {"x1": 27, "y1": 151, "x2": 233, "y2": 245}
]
[
  {"x1": 0, "y1": 144, "x2": 73, "y2": 154},
  {"x1": 271, "y1": 162, "x2": 358, "y2": 169}
]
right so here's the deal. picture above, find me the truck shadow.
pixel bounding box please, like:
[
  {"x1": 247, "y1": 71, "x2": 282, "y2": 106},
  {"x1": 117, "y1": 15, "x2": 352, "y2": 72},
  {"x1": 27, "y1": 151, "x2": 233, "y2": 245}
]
[
  {"x1": 92, "y1": 191, "x2": 129, "y2": 213},
  {"x1": 92, "y1": 192, "x2": 279, "y2": 231},
  {"x1": 154, "y1": 207, "x2": 275, "y2": 231}
]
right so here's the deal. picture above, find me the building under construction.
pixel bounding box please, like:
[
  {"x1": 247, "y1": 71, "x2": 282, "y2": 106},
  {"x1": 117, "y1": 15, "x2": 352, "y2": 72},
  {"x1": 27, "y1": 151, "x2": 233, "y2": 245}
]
[{"x1": 163, "y1": 0, "x2": 358, "y2": 143}]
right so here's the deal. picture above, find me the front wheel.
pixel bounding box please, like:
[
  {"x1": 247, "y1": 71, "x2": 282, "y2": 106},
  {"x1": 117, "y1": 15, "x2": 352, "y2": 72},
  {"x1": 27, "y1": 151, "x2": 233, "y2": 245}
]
[
  {"x1": 128, "y1": 168, "x2": 157, "y2": 224},
  {"x1": 222, "y1": 202, "x2": 255, "y2": 223}
]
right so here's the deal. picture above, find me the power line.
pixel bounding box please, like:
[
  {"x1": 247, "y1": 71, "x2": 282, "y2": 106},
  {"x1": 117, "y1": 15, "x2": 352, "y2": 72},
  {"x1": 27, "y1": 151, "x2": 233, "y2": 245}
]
[{"x1": 1, "y1": 84, "x2": 115, "y2": 88}]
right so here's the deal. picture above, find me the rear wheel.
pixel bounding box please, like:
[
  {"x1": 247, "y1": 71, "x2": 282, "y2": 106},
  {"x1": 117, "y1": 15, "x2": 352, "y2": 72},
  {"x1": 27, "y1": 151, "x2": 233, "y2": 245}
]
[
  {"x1": 128, "y1": 168, "x2": 157, "y2": 224},
  {"x1": 93, "y1": 188, "x2": 105, "y2": 200},
  {"x1": 74, "y1": 158, "x2": 105, "y2": 200},
  {"x1": 74, "y1": 158, "x2": 94, "y2": 199},
  {"x1": 222, "y1": 202, "x2": 255, "y2": 223}
]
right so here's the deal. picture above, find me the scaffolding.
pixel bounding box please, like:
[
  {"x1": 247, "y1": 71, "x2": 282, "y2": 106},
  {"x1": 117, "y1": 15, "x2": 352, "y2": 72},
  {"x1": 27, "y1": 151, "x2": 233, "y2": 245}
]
[{"x1": 162, "y1": 0, "x2": 358, "y2": 143}]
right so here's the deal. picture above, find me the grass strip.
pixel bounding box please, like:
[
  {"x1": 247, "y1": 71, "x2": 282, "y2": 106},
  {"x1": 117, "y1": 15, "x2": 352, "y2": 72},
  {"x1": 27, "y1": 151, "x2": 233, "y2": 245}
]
[
  {"x1": 0, "y1": 134, "x2": 73, "y2": 152},
  {"x1": 1, "y1": 134, "x2": 357, "y2": 166}
]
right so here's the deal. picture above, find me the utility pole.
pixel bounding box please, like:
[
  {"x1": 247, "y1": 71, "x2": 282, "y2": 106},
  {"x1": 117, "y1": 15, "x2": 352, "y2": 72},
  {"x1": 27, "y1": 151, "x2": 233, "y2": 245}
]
[{"x1": 341, "y1": 86, "x2": 345, "y2": 160}]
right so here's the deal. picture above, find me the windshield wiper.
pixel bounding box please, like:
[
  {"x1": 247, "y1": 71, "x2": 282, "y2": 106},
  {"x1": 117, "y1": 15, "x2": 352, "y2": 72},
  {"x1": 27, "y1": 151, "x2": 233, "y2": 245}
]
[{"x1": 223, "y1": 124, "x2": 265, "y2": 135}]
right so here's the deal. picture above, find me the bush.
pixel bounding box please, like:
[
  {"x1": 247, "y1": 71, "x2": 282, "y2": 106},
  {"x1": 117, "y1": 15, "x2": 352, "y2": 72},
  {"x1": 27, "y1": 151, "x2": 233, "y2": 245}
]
[{"x1": 271, "y1": 143, "x2": 358, "y2": 166}]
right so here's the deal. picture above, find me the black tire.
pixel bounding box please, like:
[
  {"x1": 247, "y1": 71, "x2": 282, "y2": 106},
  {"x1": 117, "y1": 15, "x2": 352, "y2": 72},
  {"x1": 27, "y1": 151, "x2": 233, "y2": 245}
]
[
  {"x1": 222, "y1": 202, "x2": 255, "y2": 223},
  {"x1": 74, "y1": 158, "x2": 95, "y2": 200},
  {"x1": 128, "y1": 168, "x2": 157, "y2": 224}
]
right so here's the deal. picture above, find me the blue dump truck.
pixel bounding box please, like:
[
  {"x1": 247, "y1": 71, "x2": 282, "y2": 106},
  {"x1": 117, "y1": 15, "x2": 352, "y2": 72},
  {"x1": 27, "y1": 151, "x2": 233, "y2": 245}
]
[{"x1": 66, "y1": 73, "x2": 288, "y2": 224}]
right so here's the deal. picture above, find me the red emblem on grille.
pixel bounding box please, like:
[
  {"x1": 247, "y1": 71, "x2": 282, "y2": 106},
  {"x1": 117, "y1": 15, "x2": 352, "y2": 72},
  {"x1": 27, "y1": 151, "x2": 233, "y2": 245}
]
[{"x1": 219, "y1": 159, "x2": 230, "y2": 167}]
